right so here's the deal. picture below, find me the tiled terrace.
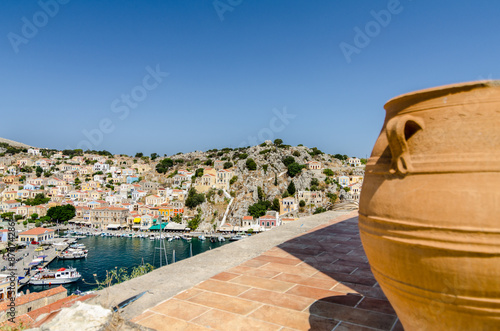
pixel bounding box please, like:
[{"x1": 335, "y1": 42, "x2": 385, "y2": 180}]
[{"x1": 131, "y1": 213, "x2": 404, "y2": 330}]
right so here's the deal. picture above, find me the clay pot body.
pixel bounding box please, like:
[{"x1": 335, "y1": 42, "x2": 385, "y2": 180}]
[{"x1": 359, "y1": 81, "x2": 500, "y2": 330}]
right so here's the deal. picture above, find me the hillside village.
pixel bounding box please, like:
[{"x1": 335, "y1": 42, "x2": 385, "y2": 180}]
[{"x1": 0, "y1": 139, "x2": 365, "y2": 233}]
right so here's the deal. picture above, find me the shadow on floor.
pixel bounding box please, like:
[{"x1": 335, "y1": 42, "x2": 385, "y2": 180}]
[{"x1": 276, "y1": 216, "x2": 404, "y2": 331}]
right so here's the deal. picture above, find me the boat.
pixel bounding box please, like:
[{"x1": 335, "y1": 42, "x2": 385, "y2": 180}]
[
  {"x1": 198, "y1": 235, "x2": 206, "y2": 241},
  {"x1": 181, "y1": 236, "x2": 191, "y2": 241},
  {"x1": 210, "y1": 236, "x2": 217, "y2": 243},
  {"x1": 70, "y1": 244, "x2": 86, "y2": 249},
  {"x1": 229, "y1": 235, "x2": 243, "y2": 241},
  {"x1": 218, "y1": 236, "x2": 225, "y2": 242},
  {"x1": 29, "y1": 267, "x2": 81, "y2": 285},
  {"x1": 57, "y1": 250, "x2": 87, "y2": 260},
  {"x1": 149, "y1": 234, "x2": 156, "y2": 240},
  {"x1": 168, "y1": 237, "x2": 173, "y2": 242},
  {"x1": 174, "y1": 236, "x2": 180, "y2": 240}
]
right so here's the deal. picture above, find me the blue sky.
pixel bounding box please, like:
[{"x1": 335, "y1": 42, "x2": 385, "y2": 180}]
[{"x1": 1, "y1": 0, "x2": 499, "y2": 158}]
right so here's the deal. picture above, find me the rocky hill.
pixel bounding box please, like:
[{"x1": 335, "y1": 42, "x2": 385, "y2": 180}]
[{"x1": 159, "y1": 140, "x2": 364, "y2": 230}]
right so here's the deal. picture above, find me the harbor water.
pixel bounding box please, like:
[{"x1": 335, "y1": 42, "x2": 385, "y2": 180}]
[{"x1": 23, "y1": 235, "x2": 229, "y2": 294}]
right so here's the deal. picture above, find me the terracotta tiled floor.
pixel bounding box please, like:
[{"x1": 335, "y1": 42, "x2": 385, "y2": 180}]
[{"x1": 132, "y1": 215, "x2": 404, "y2": 330}]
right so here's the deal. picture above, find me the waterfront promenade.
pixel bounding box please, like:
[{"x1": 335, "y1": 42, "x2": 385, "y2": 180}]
[{"x1": 0, "y1": 238, "x2": 72, "y2": 288}]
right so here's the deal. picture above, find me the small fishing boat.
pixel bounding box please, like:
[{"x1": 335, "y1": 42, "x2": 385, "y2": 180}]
[
  {"x1": 218, "y1": 236, "x2": 225, "y2": 242},
  {"x1": 198, "y1": 235, "x2": 206, "y2": 241}
]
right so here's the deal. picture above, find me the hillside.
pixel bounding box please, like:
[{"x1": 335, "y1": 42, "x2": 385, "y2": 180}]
[
  {"x1": 156, "y1": 141, "x2": 364, "y2": 231},
  {"x1": 0, "y1": 137, "x2": 33, "y2": 149}
]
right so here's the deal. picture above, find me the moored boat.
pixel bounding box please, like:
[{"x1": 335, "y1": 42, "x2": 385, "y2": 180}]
[{"x1": 29, "y1": 267, "x2": 81, "y2": 285}]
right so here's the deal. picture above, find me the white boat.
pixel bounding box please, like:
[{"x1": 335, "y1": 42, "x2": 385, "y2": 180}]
[
  {"x1": 70, "y1": 244, "x2": 86, "y2": 249},
  {"x1": 181, "y1": 236, "x2": 191, "y2": 241},
  {"x1": 58, "y1": 250, "x2": 87, "y2": 260},
  {"x1": 174, "y1": 236, "x2": 180, "y2": 240},
  {"x1": 29, "y1": 267, "x2": 81, "y2": 285},
  {"x1": 198, "y1": 235, "x2": 206, "y2": 241},
  {"x1": 218, "y1": 236, "x2": 225, "y2": 242},
  {"x1": 229, "y1": 235, "x2": 243, "y2": 241},
  {"x1": 149, "y1": 234, "x2": 156, "y2": 240}
]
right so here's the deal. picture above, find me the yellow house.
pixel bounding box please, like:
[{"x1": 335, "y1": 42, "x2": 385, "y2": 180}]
[
  {"x1": 18, "y1": 228, "x2": 55, "y2": 243},
  {"x1": 81, "y1": 181, "x2": 101, "y2": 191},
  {"x1": 195, "y1": 174, "x2": 216, "y2": 193},
  {"x1": 279, "y1": 197, "x2": 298, "y2": 215},
  {"x1": 159, "y1": 205, "x2": 174, "y2": 219},
  {"x1": 216, "y1": 169, "x2": 233, "y2": 190},
  {"x1": 2, "y1": 191, "x2": 17, "y2": 201}
]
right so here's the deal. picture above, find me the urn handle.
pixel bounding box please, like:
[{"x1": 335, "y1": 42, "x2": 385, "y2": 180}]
[{"x1": 386, "y1": 115, "x2": 425, "y2": 175}]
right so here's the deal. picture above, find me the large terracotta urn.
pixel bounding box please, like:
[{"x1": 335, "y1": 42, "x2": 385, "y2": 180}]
[{"x1": 359, "y1": 80, "x2": 500, "y2": 330}]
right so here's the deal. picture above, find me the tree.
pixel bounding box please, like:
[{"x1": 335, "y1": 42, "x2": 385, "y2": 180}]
[
  {"x1": 151, "y1": 153, "x2": 159, "y2": 160},
  {"x1": 323, "y1": 168, "x2": 334, "y2": 177},
  {"x1": 257, "y1": 186, "x2": 265, "y2": 201},
  {"x1": 47, "y1": 205, "x2": 76, "y2": 224},
  {"x1": 238, "y1": 153, "x2": 248, "y2": 160},
  {"x1": 35, "y1": 166, "x2": 43, "y2": 177},
  {"x1": 262, "y1": 164, "x2": 268, "y2": 173},
  {"x1": 195, "y1": 168, "x2": 204, "y2": 177},
  {"x1": 287, "y1": 181, "x2": 296, "y2": 195},
  {"x1": 299, "y1": 200, "x2": 306, "y2": 207},
  {"x1": 287, "y1": 163, "x2": 303, "y2": 177},
  {"x1": 248, "y1": 200, "x2": 271, "y2": 218},
  {"x1": 274, "y1": 174, "x2": 278, "y2": 186},
  {"x1": 326, "y1": 192, "x2": 338, "y2": 204},
  {"x1": 246, "y1": 158, "x2": 257, "y2": 171},
  {"x1": 223, "y1": 161, "x2": 233, "y2": 169},
  {"x1": 185, "y1": 188, "x2": 206, "y2": 209},
  {"x1": 310, "y1": 178, "x2": 319, "y2": 190},
  {"x1": 271, "y1": 198, "x2": 280, "y2": 212},
  {"x1": 274, "y1": 139, "x2": 283, "y2": 146},
  {"x1": 25, "y1": 193, "x2": 50, "y2": 206},
  {"x1": 229, "y1": 176, "x2": 238, "y2": 185},
  {"x1": 205, "y1": 159, "x2": 213, "y2": 166},
  {"x1": 1, "y1": 212, "x2": 14, "y2": 220},
  {"x1": 156, "y1": 158, "x2": 174, "y2": 174},
  {"x1": 292, "y1": 151, "x2": 300, "y2": 157},
  {"x1": 188, "y1": 210, "x2": 202, "y2": 231},
  {"x1": 31, "y1": 213, "x2": 39, "y2": 220},
  {"x1": 313, "y1": 207, "x2": 327, "y2": 214},
  {"x1": 35, "y1": 221, "x2": 41, "y2": 227},
  {"x1": 135, "y1": 153, "x2": 143, "y2": 158},
  {"x1": 172, "y1": 213, "x2": 182, "y2": 223},
  {"x1": 282, "y1": 156, "x2": 295, "y2": 167},
  {"x1": 15, "y1": 215, "x2": 23, "y2": 221}
]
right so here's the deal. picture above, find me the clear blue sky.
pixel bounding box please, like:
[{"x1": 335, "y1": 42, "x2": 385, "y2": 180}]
[{"x1": 1, "y1": 0, "x2": 499, "y2": 158}]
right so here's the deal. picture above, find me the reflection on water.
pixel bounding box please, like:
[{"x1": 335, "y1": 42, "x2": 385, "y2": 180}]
[{"x1": 24, "y1": 236, "x2": 228, "y2": 294}]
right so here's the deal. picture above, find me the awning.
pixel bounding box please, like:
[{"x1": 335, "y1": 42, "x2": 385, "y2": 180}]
[
  {"x1": 133, "y1": 218, "x2": 141, "y2": 224},
  {"x1": 107, "y1": 224, "x2": 121, "y2": 229},
  {"x1": 29, "y1": 262, "x2": 40, "y2": 266},
  {"x1": 149, "y1": 223, "x2": 167, "y2": 230}
]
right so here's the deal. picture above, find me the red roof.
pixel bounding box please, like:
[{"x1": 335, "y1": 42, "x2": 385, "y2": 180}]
[{"x1": 19, "y1": 228, "x2": 56, "y2": 236}]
